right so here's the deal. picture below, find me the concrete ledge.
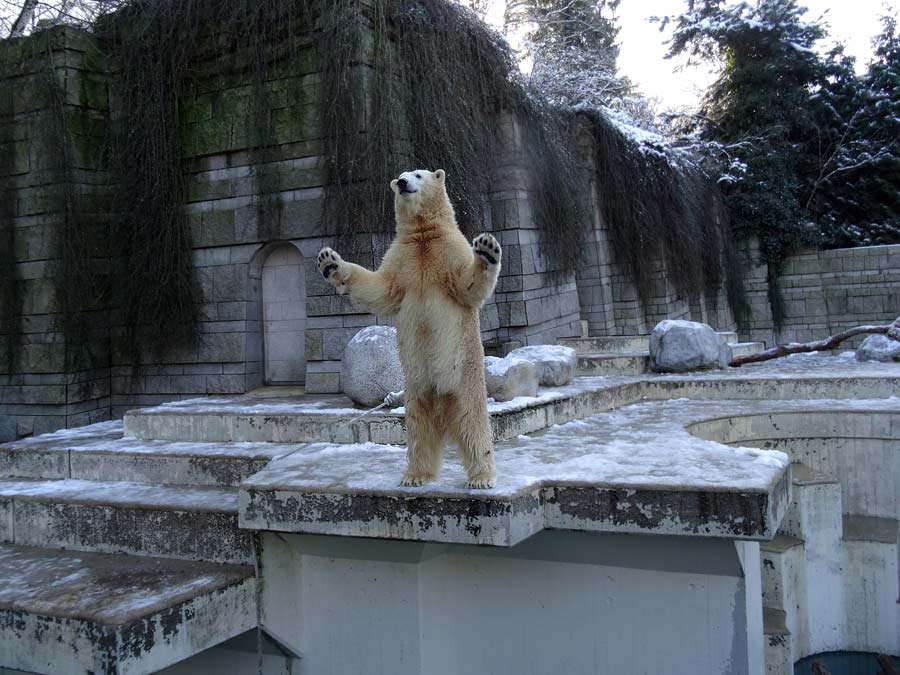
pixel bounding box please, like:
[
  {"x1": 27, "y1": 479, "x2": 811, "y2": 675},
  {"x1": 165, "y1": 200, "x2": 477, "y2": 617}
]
[
  {"x1": 576, "y1": 352, "x2": 649, "y2": 376},
  {"x1": 124, "y1": 355, "x2": 900, "y2": 445},
  {"x1": 0, "y1": 479, "x2": 253, "y2": 564},
  {"x1": 0, "y1": 544, "x2": 256, "y2": 675},
  {"x1": 1, "y1": 421, "x2": 302, "y2": 487}
]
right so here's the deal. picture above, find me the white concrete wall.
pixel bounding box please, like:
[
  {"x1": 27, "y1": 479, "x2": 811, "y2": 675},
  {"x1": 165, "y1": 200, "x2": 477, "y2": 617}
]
[{"x1": 256, "y1": 530, "x2": 763, "y2": 675}]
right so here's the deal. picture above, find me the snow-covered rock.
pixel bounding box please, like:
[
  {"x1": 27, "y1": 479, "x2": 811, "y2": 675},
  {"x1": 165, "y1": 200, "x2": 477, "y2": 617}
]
[
  {"x1": 341, "y1": 326, "x2": 405, "y2": 407},
  {"x1": 484, "y1": 356, "x2": 540, "y2": 402},
  {"x1": 855, "y1": 334, "x2": 900, "y2": 363},
  {"x1": 507, "y1": 345, "x2": 577, "y2": 386},
  {"x1": 649, "y1": 320, "x2": 731, "y2": 373}
]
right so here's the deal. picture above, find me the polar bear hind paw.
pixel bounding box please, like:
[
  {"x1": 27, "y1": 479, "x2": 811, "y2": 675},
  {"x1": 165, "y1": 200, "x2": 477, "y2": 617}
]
[
  {"x1": 466, "y1": 472, "x2": 497, "y2": 489},
  {"x1": 400, "y1": 472, "x2": 437, "y2": 487},
  {"x1": 473, "y1": 233, "x2": 501, "y2": 266}
]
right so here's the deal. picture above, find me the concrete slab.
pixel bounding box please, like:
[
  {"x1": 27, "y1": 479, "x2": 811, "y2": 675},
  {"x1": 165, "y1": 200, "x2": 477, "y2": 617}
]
[
  {"x1": 1, "y1": 421, "x2": 304, "y2": 486},
  {"x1": 0, "y1": 479, "x2": 252, "y2": 564},
  {"x1": 238, "y1": 396, "x2": 876, "y2": 545},
  {"x1": 576, "y1": 352, "x2": 649, "y2": 376},
  {"x1": 124, "y1": 354, "x2": 900, "y2": 445},
  {"x1": 0, "y1": 544, "x2": 255, "y2": 675}
]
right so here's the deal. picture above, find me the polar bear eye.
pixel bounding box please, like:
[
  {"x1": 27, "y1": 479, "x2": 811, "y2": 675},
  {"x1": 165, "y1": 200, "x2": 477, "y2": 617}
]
[{"x1": 415, "y1": 174, "x2": 421, "y2": 179}]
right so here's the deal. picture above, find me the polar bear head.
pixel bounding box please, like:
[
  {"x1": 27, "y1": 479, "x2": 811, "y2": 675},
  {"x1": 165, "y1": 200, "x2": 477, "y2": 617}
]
[{"x1": 390, "y1": 168, "x2": 454, "y2": 227}]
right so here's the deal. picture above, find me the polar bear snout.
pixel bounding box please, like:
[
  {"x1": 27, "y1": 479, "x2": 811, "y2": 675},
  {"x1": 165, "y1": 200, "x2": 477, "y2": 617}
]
[{"x1": 395, "y1": 174, "x2": 419, "y2": 194}]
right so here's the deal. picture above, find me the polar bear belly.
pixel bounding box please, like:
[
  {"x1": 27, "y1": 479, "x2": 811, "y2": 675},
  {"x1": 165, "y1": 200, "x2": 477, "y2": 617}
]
[{"x1": 396, "y1": 289, "x2": 465, "y2": 395}]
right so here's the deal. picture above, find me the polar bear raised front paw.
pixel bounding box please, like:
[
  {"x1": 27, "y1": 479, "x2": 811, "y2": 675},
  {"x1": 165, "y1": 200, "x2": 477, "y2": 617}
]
[
  {"x1": 317, "y1": 247, "x2": 347, "y2": 293},
  {"x1": 473, "y1": 233, "x2": 501, "y2": 266}
]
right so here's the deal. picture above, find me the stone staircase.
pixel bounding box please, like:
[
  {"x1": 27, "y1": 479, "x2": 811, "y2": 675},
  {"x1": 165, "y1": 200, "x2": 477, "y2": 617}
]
[
  {"x1": 559, "y1": 331, "x2": 765, "y2": 376},
  {"x1": 760, "y1": 462, "x2": 900, "y2": 674},
  {"x1": 0, "y1": 422, "x2": 276, "y2": 674}
]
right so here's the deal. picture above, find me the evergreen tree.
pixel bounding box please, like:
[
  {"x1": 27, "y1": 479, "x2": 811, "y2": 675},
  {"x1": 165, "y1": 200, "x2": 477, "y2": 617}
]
[
  {"x1": 807, "y1": 15, "x2": 900, "y2": 246},
  {"x1": 667, "y1": 0, "x2": 825, "y2": 252},
  {"x1": 664, "y1": 0, "x2": 830, "y2": 323},
  {"x1": 505, "y1": 0, "x2": 630, "y2": 107}
]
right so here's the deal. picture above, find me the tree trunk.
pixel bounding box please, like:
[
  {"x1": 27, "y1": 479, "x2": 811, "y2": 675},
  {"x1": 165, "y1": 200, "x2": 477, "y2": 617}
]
[
  {"x1": 10, "y1": 0, "x2": 39, "y2": 37},
  {"x1": 730, "y1": 317, "x2": 900, "y2": 367}
]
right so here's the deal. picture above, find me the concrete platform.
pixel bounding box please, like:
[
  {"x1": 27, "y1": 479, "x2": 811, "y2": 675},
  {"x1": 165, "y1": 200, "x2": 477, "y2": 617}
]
[
  {"x1": 0, "y1": 544, "x2": 255, "y2": 675},
  {"x1": 0, "y1": 478, "x2": 252, "y2": 564},
  {"x1": 1, "y1": 421, "x2": 303, "y2": 486},
  {"x1": 123, "y1": 355, "x2": 900, "y2": 445}
]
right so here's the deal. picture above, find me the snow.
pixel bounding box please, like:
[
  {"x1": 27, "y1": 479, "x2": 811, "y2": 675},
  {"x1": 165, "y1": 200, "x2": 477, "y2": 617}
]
[
  {"x1": 2, "y1": 421, "x2": 300, "y2": 460},
  {"x1": 0, "y1": 478, "x2": 239, "y2": 512},
  {"x1": 251, "y1": 393, "x2": 900, "y2": 499},
  {"x1": 0, "y1": 545, "x2": 249, "y2": 624},
  {"x1": 485, "y1": 355, "x2": 530, "y2": 377}
]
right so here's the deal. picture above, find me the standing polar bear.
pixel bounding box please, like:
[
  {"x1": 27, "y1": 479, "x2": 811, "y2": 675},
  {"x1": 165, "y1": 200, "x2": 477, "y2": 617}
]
[{"x1": 317, "y1": 169, "x2": 501, "y2": 488}]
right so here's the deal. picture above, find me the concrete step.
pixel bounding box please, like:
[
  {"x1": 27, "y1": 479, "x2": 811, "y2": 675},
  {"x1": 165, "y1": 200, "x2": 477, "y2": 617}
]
[
  {"x1": 0, "y1": 478, "x2": 253, "y2": 564},
  {"x1": 0, "y1": 543, "x2": 256, "y2": 675},
  {"x1": 123, "y1": 381, "x2": 646, "y2": 445},
  {"x1": 730, "y1": 341, "x2": 766, "y2": 358},
  {"x1": 841, "y1": 515, "x2": 900, "y2": 655},
  {"x1": 576, "y1": 352, "x2": 650, "y2": 376},
  {"x1": 763, "y1": 606, "x2": 792, "y2": 675},
  {"x1": 559, "y1": 335, "x2": 649, "y2": 354},
  {"x1": 760, "y1": 534, "x2": 803, "y2": 612},
  {"x1": 1, "y1": 420, "x2": 299, "y2": 487},
  {"x1": 560, "y1": 332, "x2": 743, "y2": 355}
]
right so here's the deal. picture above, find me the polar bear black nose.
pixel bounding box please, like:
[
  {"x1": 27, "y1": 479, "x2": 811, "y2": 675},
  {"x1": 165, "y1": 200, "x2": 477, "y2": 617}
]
[{"x1": 397, "y1": 178, "x2": 408, "y2": 188}]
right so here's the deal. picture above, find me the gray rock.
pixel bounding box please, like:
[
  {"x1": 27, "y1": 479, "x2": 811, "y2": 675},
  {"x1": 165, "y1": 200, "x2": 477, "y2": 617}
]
[
  {"x1": 650, "y1": 320, "x2": 731, "y2": 373},
  {"x1": 856, "y1": 334, "x2": 900, "y2": 362},
  {"x1": 484, "y1": 356, "x2": 540, "y2": 402},
  {"x1": 340, "y1": 326, "x2": 405, "y2": 407},
  {"x1": 507, "y1": 345, "x2": 577, "y2": 386}
]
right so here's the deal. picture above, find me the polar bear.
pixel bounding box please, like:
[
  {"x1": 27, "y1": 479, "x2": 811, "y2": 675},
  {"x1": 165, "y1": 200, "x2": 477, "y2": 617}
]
[{"x1": 317, "y1": 169, "x2": 501, "y2": 488}]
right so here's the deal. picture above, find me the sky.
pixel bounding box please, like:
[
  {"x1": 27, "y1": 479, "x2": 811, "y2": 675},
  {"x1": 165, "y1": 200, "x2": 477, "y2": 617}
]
[{"x1": 482, "y1": 0, "x2": 894, "y2": 110}]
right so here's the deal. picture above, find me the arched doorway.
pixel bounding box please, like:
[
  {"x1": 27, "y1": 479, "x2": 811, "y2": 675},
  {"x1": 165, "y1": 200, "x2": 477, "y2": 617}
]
[{"x1": 261, "y1": 244, "x2": 306, "y2": 385}]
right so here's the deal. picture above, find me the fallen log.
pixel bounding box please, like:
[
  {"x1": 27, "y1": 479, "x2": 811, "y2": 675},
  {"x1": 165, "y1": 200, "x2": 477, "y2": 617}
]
[{"x1": 729, "y1": 317, "x2": 900, "y2": 367}]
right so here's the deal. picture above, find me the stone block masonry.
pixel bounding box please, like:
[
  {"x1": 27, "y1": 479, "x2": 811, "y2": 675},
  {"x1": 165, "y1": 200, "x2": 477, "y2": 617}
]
[
  {"x1": 0, "y1": 28, "x2": 113, "y2": 441},
  {"x1": 2, "y1": 22, "x2": 899, "y2": 440},
  {"x1": 741, "y1": 241, "x2": 900, "y2": 348}
]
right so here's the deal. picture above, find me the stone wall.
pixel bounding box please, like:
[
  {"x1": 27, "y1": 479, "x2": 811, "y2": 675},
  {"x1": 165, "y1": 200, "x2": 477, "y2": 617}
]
[
  {"x1": 2, "y1": 22, "x2": 899, "y2": 441},
  {"x1": 0, "y1": 28, "x2": 112, "y2": 440},
  {"x1": 740, "y1": 241, "x2": 900, "y2": 347}
]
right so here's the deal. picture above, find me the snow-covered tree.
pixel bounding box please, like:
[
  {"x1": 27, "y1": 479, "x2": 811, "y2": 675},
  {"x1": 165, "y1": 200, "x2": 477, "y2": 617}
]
[
  {"x1": 504, "y1": 0, "x2": 631, "y2": 108},
  {"x1": 807, "y1": 14, "x2": 900, "y2": 246},
  {"x1": 665, "y1": 2, "x2": 828, "y2": 263}
]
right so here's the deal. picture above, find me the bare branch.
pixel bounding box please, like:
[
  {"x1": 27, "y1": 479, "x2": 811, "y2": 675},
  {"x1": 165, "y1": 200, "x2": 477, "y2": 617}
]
[{"x1": 730, "y1": 317, "x2": 900, "y2": 366}]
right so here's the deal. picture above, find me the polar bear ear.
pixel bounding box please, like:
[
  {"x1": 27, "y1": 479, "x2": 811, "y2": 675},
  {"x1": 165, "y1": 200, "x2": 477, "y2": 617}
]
[
  {"x1": 434, "y1": 169, "x2": 445, "y2": 182},
  {"x1": 390, "y1": 178, "x2": 398, "y2": 192}
]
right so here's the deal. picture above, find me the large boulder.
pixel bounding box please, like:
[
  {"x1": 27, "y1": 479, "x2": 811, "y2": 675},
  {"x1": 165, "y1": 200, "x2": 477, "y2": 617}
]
[
  {"x1": 484, "y1": 356, "x2": 540, "y2": 402},
  {"x1": 506, "y1": 345, "x2": 577, "y2": 386},
  {"x1": 649, "y1": 320, "x2": 731, "y2": 373},
  {"x1": 340, "y1": 326, "x2": 405, "y2": 407},
  {"x1": 856, "y1": 334, "x2": 900, "y2": 362}
]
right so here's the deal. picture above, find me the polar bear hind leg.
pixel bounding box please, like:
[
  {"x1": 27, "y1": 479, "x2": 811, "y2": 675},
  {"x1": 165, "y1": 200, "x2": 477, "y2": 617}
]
[
  {"x1": 401, "y1": 390, "x2": 453, "y2": 487},
  {"x1": 452, "y1": 388, "x2": 496, "y2": 489}
]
